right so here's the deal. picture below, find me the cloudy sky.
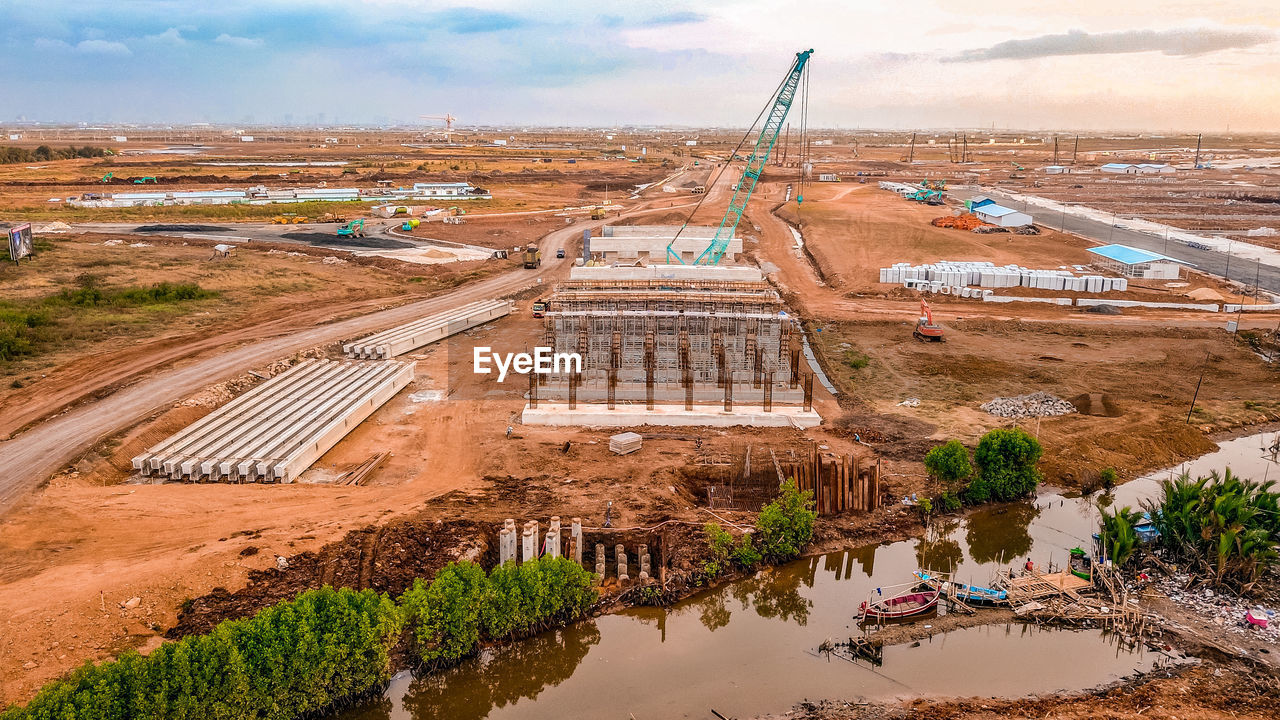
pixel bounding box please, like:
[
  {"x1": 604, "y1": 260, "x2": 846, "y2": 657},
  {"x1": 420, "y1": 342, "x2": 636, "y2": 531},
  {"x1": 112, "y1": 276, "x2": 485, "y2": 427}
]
[{"x1": 4, "y1": 0, "x2": 1278, "y2": 131}]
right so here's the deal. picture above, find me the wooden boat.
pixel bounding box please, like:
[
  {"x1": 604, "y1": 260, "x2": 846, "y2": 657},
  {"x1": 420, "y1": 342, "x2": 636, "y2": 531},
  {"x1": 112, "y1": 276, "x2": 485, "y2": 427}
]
[
  {"x1": 913, "y1": 570, "x2": 1007, "y2": 606},
  {"x1": 860, "y1": 583, "x2": 940, "y2": 621},
  {"x1": 1068, "y1": 547, "x2": 1093, "y2": 581}
]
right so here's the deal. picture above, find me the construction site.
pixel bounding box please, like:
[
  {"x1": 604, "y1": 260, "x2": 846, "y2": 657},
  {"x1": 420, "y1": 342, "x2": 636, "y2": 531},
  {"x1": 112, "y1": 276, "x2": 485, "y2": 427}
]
[{"x1": 2, "y1": 26, "x2": 1280, "y2": 720}]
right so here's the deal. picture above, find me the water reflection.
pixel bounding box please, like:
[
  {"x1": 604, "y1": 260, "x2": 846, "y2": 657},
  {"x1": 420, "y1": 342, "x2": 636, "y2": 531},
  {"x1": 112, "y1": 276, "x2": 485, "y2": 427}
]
[
  {"x1": 395, "y1": 624, "x2": 601, "y2": 720},
  {"x1": 729, "y1": 565, "x2": 813, "y2": 625},
  {"x1": 337, "y1": 433, "x2": 1274, "y2": 720},
  {"x1": 965, "y1": 501, "x2": 1041, "y2": 564},
  {"x1": 916, "y1": 517, "x2": 964, "y2": 573}
]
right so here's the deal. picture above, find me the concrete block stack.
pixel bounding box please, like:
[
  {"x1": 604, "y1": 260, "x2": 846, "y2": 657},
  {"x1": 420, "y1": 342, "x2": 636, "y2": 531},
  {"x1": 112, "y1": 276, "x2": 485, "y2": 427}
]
[
  {"x1": 343, "y1": 299, "x2": 511, "y2": 359},
  {"x1": 132, "y1": 359, "x2": 414, "y2": 483}
]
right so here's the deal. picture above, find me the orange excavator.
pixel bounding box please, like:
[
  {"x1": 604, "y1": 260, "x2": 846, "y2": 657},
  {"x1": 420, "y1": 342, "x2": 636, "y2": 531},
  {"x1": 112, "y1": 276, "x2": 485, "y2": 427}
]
[{"x1": 914, "y1": 299, "x2": 944, "y2": 342}]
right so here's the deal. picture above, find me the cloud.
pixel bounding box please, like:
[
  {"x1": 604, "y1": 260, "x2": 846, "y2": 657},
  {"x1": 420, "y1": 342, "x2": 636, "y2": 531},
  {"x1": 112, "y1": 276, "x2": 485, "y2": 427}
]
[
  {"x1": 435, "y1": 8, "x2": 526, "y2": 34},
  {"x1": 640, "y1": 11, "x2": 706, "y2": 26},
  {"x1": 947, "y1": 27, "x2": 1276, "y2": 62},
  {"x1": 214, "y1": 33, "x2": 263, "y2": 48},
  {"x1": 146, "y1": 27, "x2": 186, "y2": 44},
  {"x1": 76, "y1": 39, "x2": 132, "y2": 55}
]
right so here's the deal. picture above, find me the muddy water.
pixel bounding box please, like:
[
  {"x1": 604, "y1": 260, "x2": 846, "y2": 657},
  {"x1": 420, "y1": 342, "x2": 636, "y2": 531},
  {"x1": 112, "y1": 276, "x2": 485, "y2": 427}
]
[{"x1": 340, "y1": 432, "x2": 1276, "y2": 720}]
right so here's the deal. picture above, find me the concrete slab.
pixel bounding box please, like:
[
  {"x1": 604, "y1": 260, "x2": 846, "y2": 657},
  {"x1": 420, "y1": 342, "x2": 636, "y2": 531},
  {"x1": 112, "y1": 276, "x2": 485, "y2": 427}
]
[{"x1": 520, "y1": 403, "x2": 822, "y2": 428}]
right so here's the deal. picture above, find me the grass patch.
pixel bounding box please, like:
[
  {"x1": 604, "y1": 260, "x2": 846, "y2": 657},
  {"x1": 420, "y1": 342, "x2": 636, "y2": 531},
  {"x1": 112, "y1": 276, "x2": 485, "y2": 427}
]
[{"x1": 0, "y1": 279, "x2": 216, "y2": 366}]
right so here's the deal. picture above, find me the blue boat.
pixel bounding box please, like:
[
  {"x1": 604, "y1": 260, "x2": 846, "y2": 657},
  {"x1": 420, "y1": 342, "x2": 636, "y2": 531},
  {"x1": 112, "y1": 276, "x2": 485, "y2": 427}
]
[{"x1": 914, "y1": 570, "x2": 1008, "y2": 606}]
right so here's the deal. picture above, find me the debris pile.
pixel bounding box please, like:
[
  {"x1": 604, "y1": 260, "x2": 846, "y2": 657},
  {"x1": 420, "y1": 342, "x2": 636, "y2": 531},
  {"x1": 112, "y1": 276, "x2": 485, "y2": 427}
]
[
  {"x1": 981, "y1": 392, "x2": 1077, "y2": 418},
  {"x1": 931, "y1": 213, "x2": 986, "y2": 230},
  {"x1": 1157, "y1": 576, "x2": 1279, "y2": 644}
]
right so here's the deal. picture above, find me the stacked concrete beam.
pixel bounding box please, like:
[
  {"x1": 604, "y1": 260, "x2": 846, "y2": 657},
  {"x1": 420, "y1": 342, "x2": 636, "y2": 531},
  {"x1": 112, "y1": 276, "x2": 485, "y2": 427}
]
[
  {"x1": 133, "y1": 359, "x2": 414, "y2": 483},
  {"x1": 343, "y1": 299, "x2": 511, "y2": 359}
]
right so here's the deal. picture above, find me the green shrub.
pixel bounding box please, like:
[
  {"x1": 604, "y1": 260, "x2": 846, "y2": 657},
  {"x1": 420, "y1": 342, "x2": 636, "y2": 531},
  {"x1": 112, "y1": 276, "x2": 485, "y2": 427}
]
[
  {"x1": 1098, "y1": 504, "x2": 1145, "y2": 566},
  {"x1": 936, "y1": 491, "x2": 962, "y2": 513},
  {"x1": 1146, "y1": 469, "x2": 1280, "y2": 591},
  {"x1": 4, "y1": 587, "x2": 403, "y2": 720},
  {"x1": 482, "y1": 557, "x2": 596, "y2": 641},
  {"x1": 755, "y1": 479, "x2": 816, "y2": 563},
  {"x1": 703, "y1": 522, "x2": 761, "y2": 577},
  {"x1": 401, "y1": 561, "x2": 487, "y2": 667},
  {"x1": 1100, "y1": 467, "x2": 1118, "y2": 490},
  {"x1": 966, "y1": 428, "x2": 1043, "y2": 504},
  {"x1": 924, "y1": 440, "x2": 973, "y2": 488}
]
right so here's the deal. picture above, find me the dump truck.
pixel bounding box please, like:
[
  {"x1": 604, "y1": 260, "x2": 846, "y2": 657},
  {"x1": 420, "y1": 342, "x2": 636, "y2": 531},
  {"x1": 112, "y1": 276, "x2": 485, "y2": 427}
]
[
  {"x1": 531, "y1": 298, "x2": 548, "y2": 318},
  {"x1": 522, "y1": 246, "x2": 541, "y2": 269},
  {"x1": 401, "y1": 218, "x2": 420, "y2": 231}
]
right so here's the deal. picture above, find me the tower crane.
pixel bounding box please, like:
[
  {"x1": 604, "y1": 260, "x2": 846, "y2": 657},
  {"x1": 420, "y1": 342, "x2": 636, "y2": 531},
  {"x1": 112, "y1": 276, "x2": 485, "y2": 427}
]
[
  {"x1": 420, "y1": 114, "x2": 457, "y2": 141},
  {"x1": 666, "y1": 49, "x2": 813, "y2": 265}
]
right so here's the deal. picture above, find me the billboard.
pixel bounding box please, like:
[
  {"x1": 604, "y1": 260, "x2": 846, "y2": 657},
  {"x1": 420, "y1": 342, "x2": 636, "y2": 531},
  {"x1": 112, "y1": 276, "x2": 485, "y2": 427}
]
[{"x1": 7, "y1": 223, "x2": 32, "y2": 264}]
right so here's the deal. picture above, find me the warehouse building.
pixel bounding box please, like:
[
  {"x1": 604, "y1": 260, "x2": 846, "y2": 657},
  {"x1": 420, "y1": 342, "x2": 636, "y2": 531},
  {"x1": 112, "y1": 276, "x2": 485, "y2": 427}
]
[
  {"x1": 1087, "y1": 244, "x2": 1184, "y2": 279},
  {"x1": 973, "y1": 204, "x2": 1033, "y2": 227}
]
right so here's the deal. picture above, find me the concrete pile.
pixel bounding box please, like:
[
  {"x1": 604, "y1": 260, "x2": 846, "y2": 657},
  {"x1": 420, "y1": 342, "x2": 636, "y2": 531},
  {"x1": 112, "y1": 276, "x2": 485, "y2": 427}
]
[
  {"x1": 343, "y1": 299, "x2": 510, "y2": 359},
  {"x1": 980, "y1": 392, "x2": 1076, "y2": 419},
  {"x1": 881, "y1": 261, "x2": 1128, "y2": 292},
  {"x1": 133, "y1": 359, "x2": 414, "y2": 483}
]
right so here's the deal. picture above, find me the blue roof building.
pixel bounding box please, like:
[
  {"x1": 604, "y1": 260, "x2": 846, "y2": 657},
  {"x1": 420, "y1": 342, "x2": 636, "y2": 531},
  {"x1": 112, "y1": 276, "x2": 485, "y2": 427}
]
[{"x1": 1087, "y1": 244, "x2": 1185, "y2": 279}]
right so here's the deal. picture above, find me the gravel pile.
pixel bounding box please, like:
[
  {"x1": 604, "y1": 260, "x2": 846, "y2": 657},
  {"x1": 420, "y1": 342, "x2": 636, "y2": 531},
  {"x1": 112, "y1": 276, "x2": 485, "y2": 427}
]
[
  {"x1": 1157, "y1": 575, "x2": 1278, "y2": 644},
  {"x1": 981, "y1": 392, "x2": 1077, "y2": 418}
]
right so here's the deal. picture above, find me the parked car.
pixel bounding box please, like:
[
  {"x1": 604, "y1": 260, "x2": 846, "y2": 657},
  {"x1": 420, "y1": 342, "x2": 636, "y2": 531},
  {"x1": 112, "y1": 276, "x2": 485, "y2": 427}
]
[{"x1": 556, "y1": 248, "x2": 566, "y2": 258}]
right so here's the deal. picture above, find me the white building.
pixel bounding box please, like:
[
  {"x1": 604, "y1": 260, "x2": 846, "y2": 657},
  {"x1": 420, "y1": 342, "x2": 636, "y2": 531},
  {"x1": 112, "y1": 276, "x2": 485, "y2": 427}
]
[
  {"x1": 974, "y1": 204, "x2": 1033, "y2": 227},
  {"x1": 1100, "y1": 163, "x2": 1136, "y2": 174},
  {"x1": 591, "y1": 224, "x2": 741, "y2": 264},
  {"x1": 1087, "y1": 244, "x2": 1184, "y2": 279},
  {"x1": 1044, "y1": 165, "x2": 1071, "y2": 174}
]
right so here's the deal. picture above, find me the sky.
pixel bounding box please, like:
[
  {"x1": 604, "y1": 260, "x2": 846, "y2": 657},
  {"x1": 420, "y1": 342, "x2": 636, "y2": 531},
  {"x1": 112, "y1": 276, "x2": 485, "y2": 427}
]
[{"x1": 3, "y1": 0, "x2": 1279, "y2": 132}]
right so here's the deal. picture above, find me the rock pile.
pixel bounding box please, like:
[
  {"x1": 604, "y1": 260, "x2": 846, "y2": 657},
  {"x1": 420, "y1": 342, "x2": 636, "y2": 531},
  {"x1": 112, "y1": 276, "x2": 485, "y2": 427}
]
[{"x1": 981, "y1": 392, "x2": 1077, "y2": 418}]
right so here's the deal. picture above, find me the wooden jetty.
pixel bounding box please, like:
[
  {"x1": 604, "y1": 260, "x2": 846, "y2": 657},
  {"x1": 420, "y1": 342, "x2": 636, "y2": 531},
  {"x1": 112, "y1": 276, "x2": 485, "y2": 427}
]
[{"x1": 1002, "y1": 568, "x2": 1092, "y2": 603}]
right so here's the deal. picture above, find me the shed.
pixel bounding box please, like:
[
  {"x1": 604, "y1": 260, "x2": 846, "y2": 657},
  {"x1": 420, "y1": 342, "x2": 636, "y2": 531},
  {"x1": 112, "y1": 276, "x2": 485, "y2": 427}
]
[
  {"x1": 1044, "y1": 165, "x2": 1070, "y2": 174},
  {"x1": 1100, "y1": 163, "x2": 1135, "y2": 174},
  {"x1": 973, "y1": 204, "x2": 1032, "y2": 227},
  {"x1": 817, "y1": 173, "x2": 840, "y2": 182},
  {"x1": 1086, "y1": 244, "x2": 1184, "y2": 279},
  {"x1": 967, "y1": 195, "x2": 997, "y2": 211}
]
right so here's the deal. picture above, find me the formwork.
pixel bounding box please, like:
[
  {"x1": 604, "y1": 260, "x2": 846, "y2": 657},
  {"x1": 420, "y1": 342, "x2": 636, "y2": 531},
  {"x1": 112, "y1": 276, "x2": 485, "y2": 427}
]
[
  {"x1": 133, "y1": 359, "x2": 414, "y2": 483},
  {"x1": 530, "y1": 272, "x2": 817, "y2": 420},
  {"x1": 344, "y1": 299, "x2": 511, "y2": 359}
]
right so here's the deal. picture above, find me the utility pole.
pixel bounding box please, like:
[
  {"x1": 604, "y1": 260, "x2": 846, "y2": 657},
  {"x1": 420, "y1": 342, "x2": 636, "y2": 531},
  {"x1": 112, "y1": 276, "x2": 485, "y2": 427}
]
[
  {"x1": 1072, "y1": 134, "x2": 1079, "y2": 165},
  {"x1": 962, "y1": 133, "x2": 968, "y2": 163},
  {"x1": 1193, "y1": 133, "x2": 1202, "y2": 168},
  {"x1": 1053, "y1": 136, "x2": 1059, "y2": 165},
  {"x1": 908, "y1": 132, "x2": 916, "y2": 163}
]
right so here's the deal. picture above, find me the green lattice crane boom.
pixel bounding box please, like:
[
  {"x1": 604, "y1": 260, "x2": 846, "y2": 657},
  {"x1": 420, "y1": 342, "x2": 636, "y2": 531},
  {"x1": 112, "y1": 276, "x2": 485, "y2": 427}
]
[{"x1": 668, "y1": 49, "x2": 813, "y2": 265}]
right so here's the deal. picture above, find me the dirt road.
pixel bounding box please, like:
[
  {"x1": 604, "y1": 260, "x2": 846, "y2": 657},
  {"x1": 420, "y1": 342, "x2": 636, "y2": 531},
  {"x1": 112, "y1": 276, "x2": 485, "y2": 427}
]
[{"x1": 0, "y1": 206, "x2": 682, "y2": 515}]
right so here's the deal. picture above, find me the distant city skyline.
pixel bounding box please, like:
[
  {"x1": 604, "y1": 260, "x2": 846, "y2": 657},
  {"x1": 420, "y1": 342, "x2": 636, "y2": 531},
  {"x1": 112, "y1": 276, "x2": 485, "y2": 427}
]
[{"x1": 4, "y1": 1, "x2": 1278, "y2": 132}]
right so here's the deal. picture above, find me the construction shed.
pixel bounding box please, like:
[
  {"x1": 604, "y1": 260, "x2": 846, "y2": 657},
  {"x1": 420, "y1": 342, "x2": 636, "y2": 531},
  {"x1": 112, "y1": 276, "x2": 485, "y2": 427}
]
[
  {"x1": 966, "y1": 195, "x2": 997, "y2": 211},
  {"x1": 973, "y1": 204, "x2": 1032, "y2": 227},
  {"x1": 1086, "y1": 244, "x2": 1184, "y2": 279}
]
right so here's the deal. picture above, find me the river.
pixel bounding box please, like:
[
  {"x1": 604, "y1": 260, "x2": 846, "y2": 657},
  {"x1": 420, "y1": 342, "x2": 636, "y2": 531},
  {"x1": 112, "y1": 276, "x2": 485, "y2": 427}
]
[{"x1": 339, "y1": 431, "x2": 1277, "y2": 720}]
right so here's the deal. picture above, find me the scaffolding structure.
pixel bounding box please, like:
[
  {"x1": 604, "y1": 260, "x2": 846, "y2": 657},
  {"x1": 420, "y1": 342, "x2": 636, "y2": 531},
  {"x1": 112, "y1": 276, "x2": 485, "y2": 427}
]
[{"x1": 534, "y1": 276, "x2": 814, "y2": 410}]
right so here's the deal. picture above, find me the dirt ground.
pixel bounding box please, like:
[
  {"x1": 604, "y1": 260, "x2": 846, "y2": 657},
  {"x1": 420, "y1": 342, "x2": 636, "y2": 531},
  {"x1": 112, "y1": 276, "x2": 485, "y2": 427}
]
[
  {"x1": 0, "y1": 232, "x2": 505, "y2": 438},
  {"x1": 2, "y1": 131, "x2": 1280, "y2": 712},
  {"x1": 767, "y1": 662, "x2": 1280, "y2": 720}
]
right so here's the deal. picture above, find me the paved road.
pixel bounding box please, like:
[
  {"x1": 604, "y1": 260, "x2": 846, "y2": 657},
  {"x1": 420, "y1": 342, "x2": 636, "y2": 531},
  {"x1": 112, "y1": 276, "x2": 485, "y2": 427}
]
[
  {"x1": 954, "y1": 188, "x2": 1280, "y2": 297},
  {"x1": 0, "y1": 212, "x2": 640, "y2": 515}
]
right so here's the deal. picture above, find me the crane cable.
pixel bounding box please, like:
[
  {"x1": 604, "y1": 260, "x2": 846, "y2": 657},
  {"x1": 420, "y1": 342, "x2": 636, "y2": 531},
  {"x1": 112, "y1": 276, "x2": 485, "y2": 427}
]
[{"x1": 666, "y1": 63, "x2": 796, "y2": 262}]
